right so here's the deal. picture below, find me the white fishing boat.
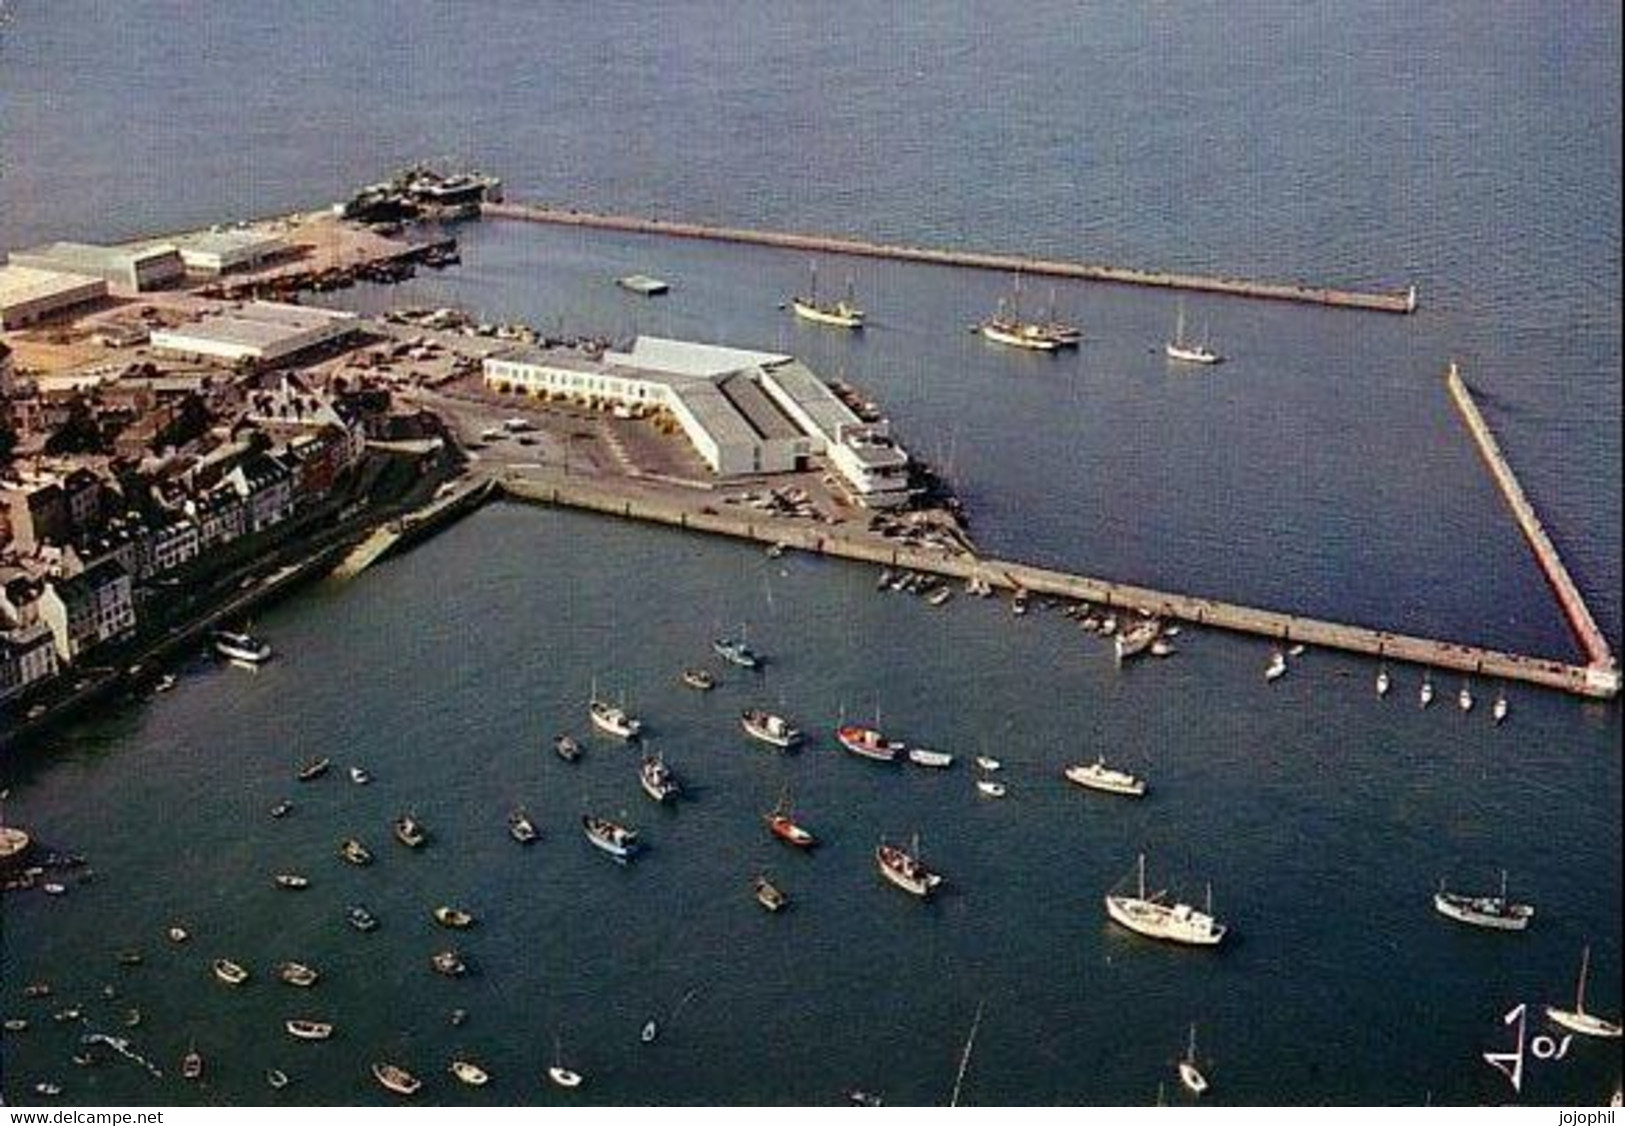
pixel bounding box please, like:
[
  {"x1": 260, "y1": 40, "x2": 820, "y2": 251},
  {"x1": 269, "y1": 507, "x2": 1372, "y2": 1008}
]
[
  {"x1": 741, "y1": 709, "x2": 804, "y2": 749},
  {"x1": 1376, "y1": 666, "x2": 1391, "y2": 697},
  {"x1": 212, "y1": 958, "x2": 249, "y2": 985},
  {"x1": 639, "y1": 752, "x2": 680, "y2": 803},
  {"x1": 980, "y1": 317, "x2": 1061, "y2": 351},
  {"x1": 1265, "y1": 651, "x2": 1288, "y2": 682},
  {"x1": 589, "y1": 682, "x2": 642, "y2": 739},
  {"x1": 1177, "y1": 1024, "x2": 1210, "y2": 1094},
  {"x1": 1493, "y1": 692, "x2": 1509, "y2": 724},
  {"x1": 837, "y1": 724, "x2": 902, "y2": 763},
  {"x1": 1115, "y1": 618, "x2": 1161, "y2": 662},
  {"x1": 1166, "y1": 302, "x2": 1222, "y2": 365},
  {"x1": 582, "y1": 814, "x2": 638, "y2": 860},
  {"x1": 876, "y1": 836, "x2": 943, "y2": 898},
  {"x1": 285, "y1": 1018, "x2": 333, "y2": 1041},
  {"x1": 1546, "y1": 946, "x2": 1623, "y2": 1039},
  {"x1": 1065, "y1": 757, "x2": 1147, "y2": 797},
  {"x1": 791, "y1": 263, "x2": 865, "y2": 329},
  {"x1": 1433, "y1": 870, "x2": 1534, "y2": 931},
  {"x1": 213, "y1": 629, "x2": 272, "y2": 664},
  {"x1": 450, "y1": 1059, "x2": 490, "y2": 1086},
  {"x1": 906, "y1": 746, "x2": 955, "y2": 769},
  {"x1": 548, "y1": 1035, "x2": 584, "y2": 1089},
  {"x1": 373, "y1": 1061, "x2": 421, "y2": 1096},
  {"x1": 1105, "y1": 854, "x2": 1226, "y2": 946},
  {"x1": 975, "y1": 779, "x2": 1006, "y2": 798}
]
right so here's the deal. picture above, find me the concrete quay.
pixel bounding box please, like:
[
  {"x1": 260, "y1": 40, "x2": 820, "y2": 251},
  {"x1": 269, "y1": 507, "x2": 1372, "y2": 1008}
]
[
  {"x1": 1445, "y1": 363, "x2": 1618, "y2": 695},
  {"x1": 483, "y1": 200, "x2": 1417, "y2": 314},
  {"x1": 493, "y1": 468, "x2": 1615, "y2": 701}
]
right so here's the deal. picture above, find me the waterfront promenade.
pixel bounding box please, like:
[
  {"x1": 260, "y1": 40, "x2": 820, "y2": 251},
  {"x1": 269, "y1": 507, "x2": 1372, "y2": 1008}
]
[
  {"x1": 492, "y1": 466, "x2": 1616, "y2": 701},
  {"x1": 483, "y1": 200, "x2": 1418, "y2": 314}
]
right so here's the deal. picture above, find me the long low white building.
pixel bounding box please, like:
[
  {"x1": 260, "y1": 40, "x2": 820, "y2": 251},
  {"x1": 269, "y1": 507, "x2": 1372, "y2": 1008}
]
[
  {"x1": 484, "y1": 336, "x2": 912, "y2": 506},
  {"x1": 151, "y1": 301, "x2": 358, "y2": 365},
  {"x1": 0, "y1": 265, "x2": 108, "y2": 329}
]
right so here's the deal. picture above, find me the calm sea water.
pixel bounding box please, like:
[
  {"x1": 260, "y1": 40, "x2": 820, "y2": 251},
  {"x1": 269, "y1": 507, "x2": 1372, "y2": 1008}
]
[{"x1": 1, "y1": 0, "x2": 1619, "y2": 1107}]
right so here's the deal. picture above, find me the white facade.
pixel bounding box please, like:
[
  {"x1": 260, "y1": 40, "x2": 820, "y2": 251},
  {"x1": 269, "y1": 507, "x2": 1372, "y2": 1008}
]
[
  {"x1": 483, "y1": 338, "x2": 903, "y2": 500},
  {"x1": 0, "y1": 266, "x2": 108, "y2": 329},
  {"x1": 151, "y1": 302, "x2": 357, "y2": 364}
]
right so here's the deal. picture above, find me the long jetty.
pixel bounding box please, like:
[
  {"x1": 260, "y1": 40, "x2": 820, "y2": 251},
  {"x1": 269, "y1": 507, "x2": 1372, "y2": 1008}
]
[
  {"x1": 495, "y1": 472, "x2": 1616, "y2": 701},
  {"x1": 1446, "y1": 363, "x2": 1619, "y2": 696},
  {"x1": 482, "y1": 200, "x2": 1417, "y2": 315}
]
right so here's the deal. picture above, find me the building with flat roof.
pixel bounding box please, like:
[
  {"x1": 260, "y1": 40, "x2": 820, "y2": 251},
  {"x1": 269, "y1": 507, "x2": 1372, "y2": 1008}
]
[
  {"x1": 150, "y1": 301, "x2": 358, "y2": 365},
  {"x1": 172, "y1": 229, "x2": 285, "y2": 275},
  {"x1": 10, "y1": 242, "x2": 184, "y2": 294},
  {"x1": 484, "y1": 336, "x2": 912, "y2": 505},
  {"x1": 0, "y1": 265, "x2": 108, "y2": 329}
]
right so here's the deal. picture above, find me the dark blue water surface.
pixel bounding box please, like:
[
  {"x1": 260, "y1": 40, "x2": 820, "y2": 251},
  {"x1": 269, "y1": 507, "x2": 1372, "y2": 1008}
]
[{"x1": 0, "y1": 0, "x2": 1618, "y2": 1107}]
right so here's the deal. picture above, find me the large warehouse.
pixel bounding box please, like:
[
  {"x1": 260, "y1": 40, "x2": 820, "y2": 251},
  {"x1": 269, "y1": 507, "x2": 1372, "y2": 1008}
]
[
  {"x1": 172, "y1": 229, "x2": 286, "y2": 275},
  {"x1": 0, "y1": 265, "x2": 108, "y2": 329},
  {"x1": 9, "y1": 242, "x2": 185, "y2": 294},
  {"x1": 150, "y1": 301, "x2": 358, "y2": 365},
  {"x1": 484, "y1": 336, "x2": 913, "y2": 507}
]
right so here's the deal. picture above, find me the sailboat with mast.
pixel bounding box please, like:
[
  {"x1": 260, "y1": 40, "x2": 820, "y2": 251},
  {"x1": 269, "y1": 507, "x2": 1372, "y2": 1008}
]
[
  {"x1": 979, "y1": 275, "x2": 1062, "y2": 351},
  {"x1": 1105, "y1": 854, "x2": 1227, "y2": 946},
  {"x1": 1177, "y1": 1024, "x2": 1210, "y2": 1095},
  {"x1": 1546, "y1": 945, "x2": 1623, "y2": 1039},
  {"x1": 1165, "y1": 301, "x2": 1222, "y2": 365},
  {"x1": 791, "y1": 262, "x2": 865, "y2": 329},
  {"x1": 1433, "y1": 870, "x2": 1534, "y2": 931}
]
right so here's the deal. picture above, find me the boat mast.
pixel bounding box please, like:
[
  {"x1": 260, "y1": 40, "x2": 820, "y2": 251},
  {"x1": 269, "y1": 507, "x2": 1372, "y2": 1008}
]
[
  {"x1": 1577, "y1": 945, "x2": 1592, "y2": 1014},
  {"x1": 949, "y1": 1000, "x2": 985, "y2": 1107},
  {"x1": 1185, "y1": 1023, "x2": 1199, "y2": 1065},
  {"x1": 1137, "y1": 853, "x2": 1147, "y2": 899}
]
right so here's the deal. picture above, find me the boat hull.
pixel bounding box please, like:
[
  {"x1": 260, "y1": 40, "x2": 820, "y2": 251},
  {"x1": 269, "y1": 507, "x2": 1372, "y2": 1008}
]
[
  {"x1": 792, "y1": 299, "x2": 864, "y2": 329},
  {"x1": 1433, "y1": 893, "x2": 1533, "y2": 931},
  {"x1": 1105, "y1": 895, "x2": 1225, "y2": 946},
  {"x1": 1545, "y1": 1007, "x2": 1623, "y2": 1039},
  {"x1": 837, "y1": 726, "x2": 900, "y2": 762},
  {"x1": 1065, "y1": 765, "x2": 1146, "y2": 797}
]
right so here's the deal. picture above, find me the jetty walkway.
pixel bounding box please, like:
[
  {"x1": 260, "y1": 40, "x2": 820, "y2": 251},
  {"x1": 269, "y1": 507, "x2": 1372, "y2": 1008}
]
[
  {"x1": 494, "y1": 470, "x2": 1615, "y2": 701},
  {"x1": 1446, "y1": 363, "x2": 1618, "y2": 695},
  {"x1": 483, "y1": 200, "x2": 1417, "y2": 315}
]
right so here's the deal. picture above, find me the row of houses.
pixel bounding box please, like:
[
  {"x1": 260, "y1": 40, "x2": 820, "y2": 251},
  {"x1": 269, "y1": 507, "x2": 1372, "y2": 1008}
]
[{"x1": 0, "y1": 402, "x2": 366, "y2": 703}]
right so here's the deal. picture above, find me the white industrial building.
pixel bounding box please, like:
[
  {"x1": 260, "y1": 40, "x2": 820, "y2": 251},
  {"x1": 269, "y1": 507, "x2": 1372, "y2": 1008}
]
[
  {"x1": 172, "y1": 229, "x2": 285, "y2": 275},
  {"x1": 150, "y1": 301, "x2": 358, "y2": 365},
  {"x1": 10, "y1": 242, "x2": 185, "y2": 294},
  {"x1": 484, "y1": 336, "x2": 913, "y2": 507},
  {"x1": 0, "y1": 265, "x2": 108, "y2": 329}
]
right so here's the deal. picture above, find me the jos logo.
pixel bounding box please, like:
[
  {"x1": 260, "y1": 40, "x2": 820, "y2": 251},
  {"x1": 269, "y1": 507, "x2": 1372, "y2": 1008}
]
[{"x1": 1483, "y1": 1003, "x2": 1572, "y2": 1094}]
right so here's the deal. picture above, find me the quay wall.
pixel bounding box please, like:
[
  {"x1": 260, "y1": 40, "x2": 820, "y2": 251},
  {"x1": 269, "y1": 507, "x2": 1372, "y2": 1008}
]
[
  {"x1": 1445, "y1": 364, "x2": 1617, "y2": 690},
  {"x1": 495, "y1": 472, "x2": 1613, "y2": 701},
  {"x1": 482, "y1": 201, "x2": 1416, "y2": 314}
]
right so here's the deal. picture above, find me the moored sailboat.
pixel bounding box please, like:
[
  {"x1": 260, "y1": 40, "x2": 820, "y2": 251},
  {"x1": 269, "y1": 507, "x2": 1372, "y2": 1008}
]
[
  {"x1": 837, "y1": 724, "x2": 902, "y2": 762},
  {"x1": 1165, "y1": 302, "x2": 1222, "y2": 365},
  {"x1": 1105, "y1": 854, "x2": 1226, "y2": 946},
  {"x1": 1177, "y1": 1024, "x2": 1210, "y2": 1095},
  {"x1": 741, "y1": 709, "x2": 803, "y2": 749},
  {"x1": 1546, "y1": 945, "x2": 1623, "y2": 1039},
  {"x1": 1433, "y1": 870, "x2": 1534, "y2": 931},
  {"x1": 875, "y1": 836, "x2": 943, "y2": 898},
  {"x1": 791, "y1": 262, "x2": 865, "y2": 329},
  {"x1": 589, "y1": 681, "x2": 642, "y2": 739}
]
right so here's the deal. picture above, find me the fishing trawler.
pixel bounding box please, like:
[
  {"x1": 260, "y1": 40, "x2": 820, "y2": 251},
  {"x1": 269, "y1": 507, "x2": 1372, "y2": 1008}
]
[
  {"x1": 876, "y1": 837, "x2": 943, "y2": 898},
  {"x1": 1433, "y1": 871, "x2": 1534, "y2": 931},
  {"x1": 1105, "y1": 854, "x2": 1226, "y2": 946},
  {"x1": 791, "y1": 263, "x2": 865, "y2": 329}
]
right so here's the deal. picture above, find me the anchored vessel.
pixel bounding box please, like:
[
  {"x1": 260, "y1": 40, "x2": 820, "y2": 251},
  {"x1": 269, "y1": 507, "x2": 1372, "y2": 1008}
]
[
  {"x1": 875, "y1": 837, "x2": 943, "y2": 898},
  {"x1": 1178, "y1": 1024, "x2": 1210, "y2": 1095},
  {"x1": 1546, "y1": 946, "x2": 1623, "y2": 1039},
  {"x1": 837, "y1": 724, "x2": 903, "y2": 762},
  {"x1": 213, "y1": 629, "x2": 272, "y2": 664},
  {"x1": 1433, "y1": 871, "x2": 1534, "y2": 931},
  {"x1": 582, "y1": 814, "x2": 638, "y2": 860},
  {"x1": 1065, "y1": 757, "x2": 1147, "y2": 797},
  {"x1": 373, "y1": 1061, "x2": 422, "y2": 1096},
  {"x1": 589, "y1": 686, "x2": 642, "y2": 739},
  {"x1": 791, "y1": 263, "x2": 865, "y2": 329},
  {"x1": 639, "y1": 753, "x2": 680, "y2": 803},
  {"x1": 742, "y1": 709, "x2": 803, "y2": 749},
  {"x1": 1105, "y1": 854, "x2": 1226, "y2": 946},
  {"x1": 712, "y1": 634, "x2": 762, "y2": 669}
]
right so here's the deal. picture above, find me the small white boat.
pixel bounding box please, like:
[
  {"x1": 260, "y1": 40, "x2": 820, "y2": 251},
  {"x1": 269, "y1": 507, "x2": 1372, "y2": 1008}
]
[
  {"x1": 548, "y1": 1035, "x2": 583, "y2": 1089},
  {"x1": 431, "y1": 949, "x2": 467, "y2": 977},
  {"x1": 348, "y1": 766, "x2": 370, "y2": 785},
  {"x1": 681, "y1": 667, "x2": 717, "y2": 691},
  {"x1": 451, "y1": 1059, "x2": 490, "y2": 1086},
  {"x1": 339, "y1": 838, "x2": 373, "y2": 866},
  {"x1": 1458, "y1": 683, "x2": 1475, "y2": 712},
  {"x1": 582, "y1": 814, "x2": 638, "y2": 860},
  {"x1": 1065, "y1": 757, "x2": 1147, "y2": 797},
  {"x1": 1115, "y1": 618, "x2": 1161, "y2": 662},
  {"x1": 434, "y1": 905, "x2": 475, "y2": 929},
  {"x1": 273, "y1": 872, "x2": 310, "y2": 890},
  {"x1": 1265, "y1": 651, "x2": 1287, "y2": 682},
  {"x1": 1287, "y1": 643, "x2": 1306, "y2": 658},
  {"x1": 278, "y1": 961, "x2": 318, "y2": 987},
  {"x1": 373, "y1": 1061, "x2": 421, "y2": 1096},
  {"x1": 212, "y1": 958, "x2": 249, "y2": 985},
  {"x1": 1546, "y1": 946, "x2": 1623, "y2": 1039},
  {"x1": 589, "y1": 686, "x2": 642, "y2": 739},
  {"x1": 1376, "y1": 667, "x2": 1391, "y2": 697},
  {"x1": 393, "y1": 814, "x2": 426, "y2": 849},
  {"x1": 927, "y1": 586, "x2": 953, "y2": 607},
  {"x1": 906, "y1": 746, "x2": 955, "y2": 769},
  {"x1": 641, "y1": 1019, "x2": 658, "y2": 1044},
  {"x1": 753, "y1": 874, "x2": 789, "y2": 912},
  {"x1": 266, "y1": 1067, "x2": 289, "y2": 1090},
  {"x1": 1492, "y1": 693, "x2": 1509, "y2": 724},
  {"x1": 975, "y1": 755, "x2": 1002, "y2": 772},
  {"x1": 712, "y1": 634, "x2": 762, "y2": 669},
  {"x1": 639, "y1": 752, "x2": 680, "y2": 803},
  {"x1": 741, "y1": 709, "x2": 803, "y2": 749},
  {"x1": 1433, "y1": 871, "x2": 1534, "y2": 932},
  {"x1": 1150, "y1": 638, "x2": 1177, "y2": 658},
  {"x1": 1420, "y1": 676, "x2": 1435, "y2": 707},
  {"x1": 285, "y1": 1018, "x2": 333, "y2": 1041},
  {"x1": 554, "y1": 733, "x2": 582, "y2": 762},
  {"x1": 153, "y1": 673, "x2": 178, "y2": 694},
  {"x1": 1177, "y1": 1024, "x2": 1210, "y2": 1095},
  {"x1": 213, "y1": 629, "x2": 272, "y2": 664},
  {"x1": 976, "y1": 779, "x2": 1007, "y2": 798},
  {"x1": 509, "y1": 808, "x2": 539, "y2": 843},
  {"x1": 876, "y1": 837, "x2": 943, "y2": 899}
]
